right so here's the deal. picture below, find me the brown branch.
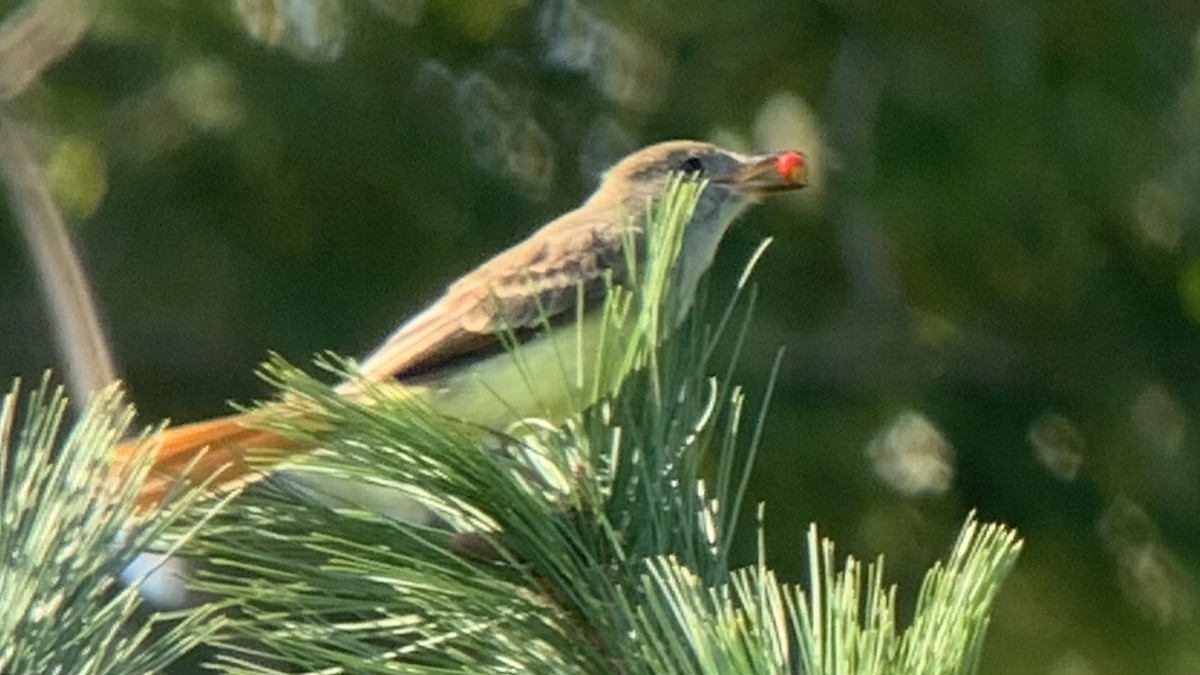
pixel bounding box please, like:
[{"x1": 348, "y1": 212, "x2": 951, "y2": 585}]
[
  {"x1": 0, "y1": 113, "x2": 117, "y2": 400},
  {"x1": 0, "y1": 0, "x2": 97, "y2": 101}
]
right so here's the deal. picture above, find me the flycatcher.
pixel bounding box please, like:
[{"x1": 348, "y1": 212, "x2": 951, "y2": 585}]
[{"x1": 112, "y1": 140, "x2": 808, "y2": 509}]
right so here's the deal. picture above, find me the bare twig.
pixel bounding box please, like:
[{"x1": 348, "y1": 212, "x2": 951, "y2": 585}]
[
  {"x1": 0, "y1": 113, "x2": 117, "y2": 400},
  {"x1": 0, "y1": 0, "x2": 97, "y2": 101},
  {"x1": 0, "y1": 0, "x2": 111, "y2": 401}
]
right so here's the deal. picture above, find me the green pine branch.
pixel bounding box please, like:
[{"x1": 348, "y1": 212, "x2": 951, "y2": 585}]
[
  {"x1": 0, "y1": 375, "x2": 226, "y2": 674},
  {"x1": 0, "y1": 176, "x2": 1022, "y2": 674},
  {"x1": 171, "y1": 177, "x2": 1023, "y2": 674}
]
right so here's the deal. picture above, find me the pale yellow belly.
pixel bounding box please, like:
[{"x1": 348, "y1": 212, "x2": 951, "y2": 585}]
[{"x1": 409, "y1": 311, "x2": 616, "y2": 430}]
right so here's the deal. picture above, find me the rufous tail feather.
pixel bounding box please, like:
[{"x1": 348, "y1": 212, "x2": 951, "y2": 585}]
[{"x1": 111, "y1": 413, "x2": 303, "y2": 510}]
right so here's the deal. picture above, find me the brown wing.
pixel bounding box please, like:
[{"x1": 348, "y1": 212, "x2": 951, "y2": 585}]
[{"x1": 356, "y1": 212, "x2": 634, "y2": 382}]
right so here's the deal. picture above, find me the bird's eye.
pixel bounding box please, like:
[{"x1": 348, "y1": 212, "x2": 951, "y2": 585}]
[{"x1": 678, "y1": 156, "x2": 704, "y2": 175}]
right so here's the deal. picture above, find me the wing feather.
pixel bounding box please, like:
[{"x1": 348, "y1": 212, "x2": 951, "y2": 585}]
[{"x1": 356, "y1": 213, "x2": 634, "y2": 382}]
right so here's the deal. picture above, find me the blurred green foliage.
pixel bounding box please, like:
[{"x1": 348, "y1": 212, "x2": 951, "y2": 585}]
[{"x1": 2, "y1": 0, "x2": 1199, "y2": 672}]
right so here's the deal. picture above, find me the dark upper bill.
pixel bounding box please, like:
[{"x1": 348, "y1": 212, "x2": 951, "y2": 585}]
[{"x1": 715, "y1": 150, "x2": 809, "y2": 195}]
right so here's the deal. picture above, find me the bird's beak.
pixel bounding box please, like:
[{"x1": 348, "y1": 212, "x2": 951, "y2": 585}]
[{"x1": 713, "y1": 150, "x2": 809, "y2": 196}]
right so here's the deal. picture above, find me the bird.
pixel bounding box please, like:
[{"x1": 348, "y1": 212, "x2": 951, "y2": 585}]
[{"x1": 110, "y1": 139, "x2": 808, "y2": 510}]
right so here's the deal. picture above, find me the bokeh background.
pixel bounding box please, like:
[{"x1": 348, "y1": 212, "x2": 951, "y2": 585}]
[{"x1": 2, "y1": 0, "x2": 1200, "y2": 672}]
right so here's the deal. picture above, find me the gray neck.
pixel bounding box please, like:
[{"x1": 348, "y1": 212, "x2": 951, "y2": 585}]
[{"x1": 672, "y1": 194, "x2": 750, "y2": 321}]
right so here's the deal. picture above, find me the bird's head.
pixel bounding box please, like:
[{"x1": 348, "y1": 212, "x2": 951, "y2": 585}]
[
  {"x1": 589, "y1": 139, "x2": 809, "y2": 226},
  {"x1": 579, "y1": 139, "x2": 809, "y2": 321}
]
